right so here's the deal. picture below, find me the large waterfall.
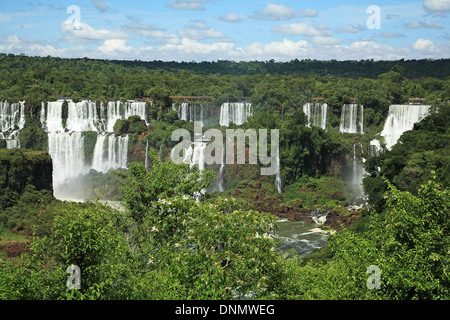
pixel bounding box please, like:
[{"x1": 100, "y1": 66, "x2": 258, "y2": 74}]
[
  {"x1": 381, "y1": 104, "x2": 431, "y2": 150},
  {"x1": 219, "y1": 102, "x2": 252, "y2": 127},
  {"x1": 0, "y1": 100, "x2": 25, "y2": 148},
  {"x1": 302, "y1": 103, "x2": 327, "y2": 130},
  {"x1": 48, "y1": 131, "x2": 87, "y2": 187},
  {"x1": 39, "y1": 99, "x2": 147, "y2": 195},
  {"x1": 340, "y1": 104, "x2": 364, "y2": 134}
]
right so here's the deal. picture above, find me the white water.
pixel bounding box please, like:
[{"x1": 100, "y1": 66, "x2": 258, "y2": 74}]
[
  {"x1": 368, "y1": 139, "x2": 381, "y2": 156},
  {"x1": 39, "y1": 99, "x2": 145, "y2": 196},
  {"x1": 273, "y1": 219, "x2": 328, "y2": 257},
  {"x1": 0, "y1": 100, "x2": 25, "y2": 148},
  {"x1": 106, "y1": 100, "x2": 148, "y2": 132},
  {"x1": 91, "y1": 134, "x2": 129, "y2": 173},
  {"x1": 275, "y1": 148, "x2": 282, "y2": 193},
  {"x1": 48, "y1": 131, "x2": 87, "y2": 186},
  {"x1": 351, "y1": 143, "x2": 366, "y2": 199},
  {"x1": 219, "y1": 102, "x2": 252, "y2": 127},
  {"x1": 381, "y1": 104, "x2": 431, "y2": 150},
  {"x1": 303, "y1": 103, "x2": 327, "y2": 130},
  {"x1": 340, "y1": 104, "x2": 364, "y2": 134},
  {"x1": 173, "y1": 102, "x2": 205, "y2": 126},
  {"x1": 66, "y1": 100, "x2": 99, "y2": 132}
]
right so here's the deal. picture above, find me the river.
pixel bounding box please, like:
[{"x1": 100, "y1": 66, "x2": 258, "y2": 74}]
[{"x1": 273, "y1": 219, "x2": 328, "y2": 256}]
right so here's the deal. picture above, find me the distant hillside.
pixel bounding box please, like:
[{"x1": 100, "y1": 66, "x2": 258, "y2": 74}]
[{"x1": 1, "y1": 53, "x2": 449, "y2": 79}]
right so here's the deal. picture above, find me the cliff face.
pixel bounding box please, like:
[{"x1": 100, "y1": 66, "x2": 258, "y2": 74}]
[{"x1": 0, "y1": 149, "x2": 53, "y2": 199}]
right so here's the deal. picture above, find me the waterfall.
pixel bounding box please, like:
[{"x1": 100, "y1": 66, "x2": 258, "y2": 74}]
[
  {"x1": 218, "y1": 146, "x2": 226, "y2": 192},
  {"x1": 368, "y1": 139, "x2": 381, "y2": 156},
  {"x1": 0, "y1": 100, "x2": 25, "y2": 148},
  {"x1": 381, "y1": 104, "x2": 431, "y2": 150},
  {"x1": 340, "y1": 104, "x2": 364, "y2": 134},
  {"x1": 124, "y1": 100, "x2": 149, "y2": 125},
  {"x1": 66, "y1": 100, "x2": 99, "y2": 132},
  {"x1": 302, "y1": 103, "x2": 327, "y2": 130},
  {"x1": 191, "y1": 141, "x2": 206, "y2": 172},
  {"x1": 219, "y1": 102, "x2": 252, "y2": 127},
  {"x1": 105, "y1": 100, "x2": 148, "y2": 132},
  {"x1": 91, "y1": 134, "x2": 129, "y2": 173},
  {"x1": 351, "y1": 143, "x2": 365, "y2": 199},
  {"x1": 106, "y1": 101, "x2": 123, "y2": 132},
  {"x1": 48, "y1": 131, "x2": 87, "y2": 186},
  {"x1": 43, "y1": 100, "x2": 64, "y2": 132},
  {"x1": 275, "y1": 152, "x2": 282, "y2": 194},
  {"x1": 173, "y1": 103, "x2": 204, "y2": 126},
  {"x1": 40, "y1": 99, "x2": 139, "y2": 194}
]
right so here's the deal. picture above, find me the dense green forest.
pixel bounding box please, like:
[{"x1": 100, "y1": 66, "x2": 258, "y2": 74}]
[{"x1": 0, "y1": 54, "x2": 448, "y2": 300}]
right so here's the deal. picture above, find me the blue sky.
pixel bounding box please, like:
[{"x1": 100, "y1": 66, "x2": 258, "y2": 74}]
[{"x1": 0, "y1": 0, "x2": 449, "y2": 61}]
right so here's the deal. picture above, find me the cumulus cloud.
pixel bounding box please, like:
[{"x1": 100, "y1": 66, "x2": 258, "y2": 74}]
[
  {"x1": 423, "y1": 0, "x2": 450, "y2": 16},
  {"x1": 272, "y1": 22, "x2": 331, "y2": 37},
  {"x1": 61, "y1": 20, "x2": 129, "y2": 43},
  {"x1": 98, "y1": 39, "x2": 132, "y2": 55},
  {"x1": 220, "y1": 12, "x2": 242, "y2": 22},
  {"x1": 254, "y1": 3, "x2": 299, "y2": 21},
  {"x1": 336, "y1": 23, "x2": 364, "y2": 33},
  {"x1": 92, "y1": 0, "x2": 110, "y2": 12},
  {"x1": 168, "y1": 0, "x2": 208, "y2": 11},
  {"x1": 405, "y1": 19, "x2": 443, "y2": 29}
]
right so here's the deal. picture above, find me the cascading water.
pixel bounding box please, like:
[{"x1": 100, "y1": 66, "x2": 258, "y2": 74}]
[
  {"x1": 91, "y1": 134, "x2": 129, "y2": 173},
  {"x1": 48, "y1": 131, "x2": 87, "y2": 187},
  {"x1": 381, "y1": 104, "x2": 431, "y2": 150},
  {"x1": 106, "y1": 100, "x2": 148, "y2": 132},
  {"x1": 173, "y1": 103, "x2": 205, "y2": 127},
  {"x1": 350, "y1": 143, "x2": 366, "y2": 201},
  {"x1": 368, "y1": 139, "x2": 381, "y2": 156},
  {"x1": 275, "y1": 145, "x2": 282, "y2": 193},
  {"x1": 0, "y1": 100, "x2": 25, "y2": 148},
  {"x1": 41, "y1": 100, "x2": 87, "y2": 191},
  {"x1": 66, "y1": 100, "x2": 99, "y2": 132},
  {"x1": 302, "y1": 103, "x2": 327, "y2": 130},
  {"x1": 340, "y1": 104, "x2": 364, "y2": 134},
  {"x1": 218, "y1": 146, "x2": 226, "y2": 192},
  {"x1": 219, "y1": 102, "x2": 252, "y2": 127},
  {"x1": 40, "y1": 99, "x2": 148, "y2": 198}
]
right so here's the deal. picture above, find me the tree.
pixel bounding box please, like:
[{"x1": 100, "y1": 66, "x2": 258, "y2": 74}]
[{"x1": 378, "y1": 173, "x2": 449, "y2": 299}]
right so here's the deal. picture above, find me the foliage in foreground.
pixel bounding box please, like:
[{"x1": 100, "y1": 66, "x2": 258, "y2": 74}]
[{"x1": 0, "y1": 155, "x2": 448, "y2": 299}]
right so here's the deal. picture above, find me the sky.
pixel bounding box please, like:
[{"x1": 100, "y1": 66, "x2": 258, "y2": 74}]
[{"x1": 0, "y1": 0, "x2": 449, "y2": 61}]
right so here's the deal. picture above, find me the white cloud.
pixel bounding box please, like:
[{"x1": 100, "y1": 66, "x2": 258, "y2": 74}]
[
  {"x1": 300, "y1": 9, "x2": 318, "y2": 17},
  {"x1": 61, "y1": 20, "x2": 129, "y2": 43},
  {"x1": 254, "y1": 3, "x2": 299, "y2": 21},
  {"x1": 336, "y1": 23, "x2": 364, "y2": 33},
  {"x1": 178, "y1": 21, "x2": 227, "y2": 40},
  {"x1": 220, "y1": 12, "x2": 241, "y2": 22},
  {"x1": 98, "y1": 39, "x2": 133, "y2": 55},
  {"x1": 272, "y1": 22, "x2": 331, "y2": 37},
  {"x1": 92, "y1": 0, "x2": 110, "y2": 12},
  {"x1": 412, "y1": 38, "x2": 443, "y2": 56},
  {"x1": 168, "y1": 0, "x2": 208, "y2": 11},
  {"x1": 405, "y1": 19, "x2": 443, "y2": 29},
  {"x1": 122, "y1": 24, "x2": 168, "y2": 39},
  {"x1": 423, "y1": 0, "x2": 450, "y2": 16}
]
